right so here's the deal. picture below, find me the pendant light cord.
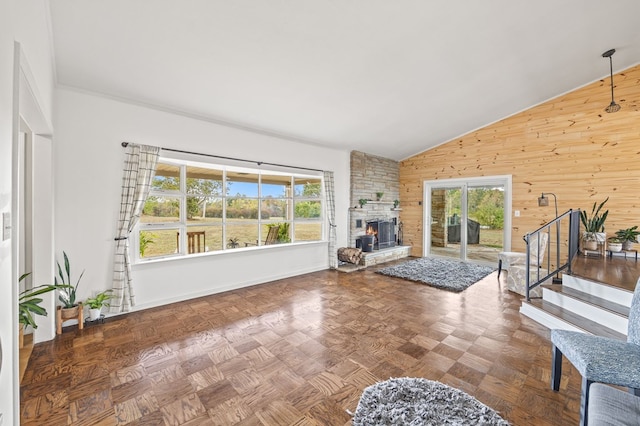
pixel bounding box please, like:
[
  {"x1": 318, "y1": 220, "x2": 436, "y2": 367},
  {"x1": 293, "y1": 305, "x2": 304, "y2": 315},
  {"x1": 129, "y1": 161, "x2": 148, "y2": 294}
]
[{"x1": 609, "y1": 56, "x2": 615, "y2": 103}]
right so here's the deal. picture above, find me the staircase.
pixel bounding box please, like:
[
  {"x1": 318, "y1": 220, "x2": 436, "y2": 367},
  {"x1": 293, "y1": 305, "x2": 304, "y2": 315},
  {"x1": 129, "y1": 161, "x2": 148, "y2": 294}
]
[
  {"x1": 520, "y1": 273, "x2": 632, "y2": 340},
  {"x1": 517, "y1": 209, "x2": 639, "y2": 339}
]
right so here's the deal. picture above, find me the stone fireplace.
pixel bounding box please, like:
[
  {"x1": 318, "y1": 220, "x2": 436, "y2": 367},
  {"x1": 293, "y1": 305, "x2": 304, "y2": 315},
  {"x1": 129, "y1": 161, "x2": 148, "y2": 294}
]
[{"x1": 345, "y1": 151, "x2": 410, "y2": 266}]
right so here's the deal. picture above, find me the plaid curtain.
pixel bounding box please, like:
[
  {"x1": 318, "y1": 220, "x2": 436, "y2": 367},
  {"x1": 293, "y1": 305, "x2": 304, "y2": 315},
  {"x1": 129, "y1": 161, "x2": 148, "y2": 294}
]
[
  {"x1": 323, "y1": 171, "x2": 338, "y2": 269},
  {"x1": 110, "y1": 144, "x2": 159, "y2": 313}
]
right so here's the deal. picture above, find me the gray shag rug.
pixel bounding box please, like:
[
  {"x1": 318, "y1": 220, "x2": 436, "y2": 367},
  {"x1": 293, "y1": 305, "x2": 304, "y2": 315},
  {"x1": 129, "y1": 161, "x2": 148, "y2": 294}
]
[
  {"x1": 377, "y1": 257, "x2": 495, "y2": 292},
  {"x1": 352, "y1": 377, "x2": 509, "y2": 426}
]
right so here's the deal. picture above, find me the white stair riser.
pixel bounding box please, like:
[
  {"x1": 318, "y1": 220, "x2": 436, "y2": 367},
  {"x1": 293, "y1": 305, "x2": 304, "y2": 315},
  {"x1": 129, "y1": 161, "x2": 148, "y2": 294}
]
[
  {"x1": 562, "y1": 275, "x2": 632, "y2": 307},
  {"x1": 542, "y1": 288, "x2": 628, "y2": 335}
]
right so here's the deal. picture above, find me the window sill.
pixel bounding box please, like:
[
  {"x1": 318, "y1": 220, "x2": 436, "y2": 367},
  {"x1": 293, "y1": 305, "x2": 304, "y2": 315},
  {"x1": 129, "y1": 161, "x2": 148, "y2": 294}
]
[{"x1": 133, "y1": 240, "x2": 328, "y2": 266}]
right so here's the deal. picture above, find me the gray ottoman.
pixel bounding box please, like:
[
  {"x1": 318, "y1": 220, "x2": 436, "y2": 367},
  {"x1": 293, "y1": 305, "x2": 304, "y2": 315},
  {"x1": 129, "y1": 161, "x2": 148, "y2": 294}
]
[{"x1": 588, "y1": 383, "x2": 640, "y2": 426}]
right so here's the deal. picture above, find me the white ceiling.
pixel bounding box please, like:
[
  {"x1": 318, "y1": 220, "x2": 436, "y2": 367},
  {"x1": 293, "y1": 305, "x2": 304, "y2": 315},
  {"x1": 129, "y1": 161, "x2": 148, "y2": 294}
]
[{"x1": 48, "y1": 1, "x2": 640, "y2": 160}]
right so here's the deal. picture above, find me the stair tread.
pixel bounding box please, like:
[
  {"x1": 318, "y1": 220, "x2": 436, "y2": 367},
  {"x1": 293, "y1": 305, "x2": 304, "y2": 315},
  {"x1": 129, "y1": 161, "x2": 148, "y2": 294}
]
[
  {"x1": 541, "y1": 284, "x2": 630, "y2": 317},
  {"x1": 527, "y1": 299, "x2": 626, "y2": 340}
]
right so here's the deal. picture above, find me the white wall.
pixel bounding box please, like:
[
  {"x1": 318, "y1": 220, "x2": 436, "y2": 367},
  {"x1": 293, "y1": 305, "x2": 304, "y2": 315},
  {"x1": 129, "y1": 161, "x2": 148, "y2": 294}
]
[
  {"x1": 0, "y1": 1, "x2": 55, "y2": 424},
  {"x1": 54, "y1": 88, "x2": 350, "y2": 313}
]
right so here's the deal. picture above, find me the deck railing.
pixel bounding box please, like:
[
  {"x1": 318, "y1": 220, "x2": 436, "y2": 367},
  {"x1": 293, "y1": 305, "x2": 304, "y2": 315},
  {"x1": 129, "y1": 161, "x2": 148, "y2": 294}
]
[{"x1": 525, "y1": 209, "x2": 580, "y2": 301}]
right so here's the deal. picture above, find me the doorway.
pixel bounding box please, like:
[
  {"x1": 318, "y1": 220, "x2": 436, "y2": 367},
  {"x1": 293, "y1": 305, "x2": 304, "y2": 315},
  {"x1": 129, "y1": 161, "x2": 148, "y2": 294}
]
[{"x1": 424, "y1": 176, "x2": 511, "y2": 264}]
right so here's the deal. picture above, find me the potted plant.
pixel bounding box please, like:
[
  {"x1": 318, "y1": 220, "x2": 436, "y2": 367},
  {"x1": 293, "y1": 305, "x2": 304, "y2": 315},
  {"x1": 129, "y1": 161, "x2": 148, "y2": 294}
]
[
  {"x1": 615, "y1": 226, "x2": 640, "y2": 251},
  {"x1": 376, "y1": 192, "x2": 384, "y2": 201},
  {"x1": 55, "y1": 251, "x2": 85, "y2": 320},
  {"x1": 18, "y1": 272, "x2": 68, "y2": 347},
  {"x1": 608, "y1": 237, "x2": 623, "y2": 253},
  {"x1": 85, "y1": 290, "x2": 113, "y2": 321},
  {"x1": 393, "y1": 199, "x2": 400, "y2": 209},
  {"x1": 358, "y1": 198, "x2": 368, "y2": 208},
  {"x1": 580, "y1": 197, "x2": 609, "y2": 250}
]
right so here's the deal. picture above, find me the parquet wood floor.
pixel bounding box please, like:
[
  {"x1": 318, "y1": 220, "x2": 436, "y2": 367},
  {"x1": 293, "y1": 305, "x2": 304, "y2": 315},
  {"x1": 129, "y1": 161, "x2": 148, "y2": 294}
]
[{"x1": 21, "y1": 259, "x2": 583, "y2": 425}]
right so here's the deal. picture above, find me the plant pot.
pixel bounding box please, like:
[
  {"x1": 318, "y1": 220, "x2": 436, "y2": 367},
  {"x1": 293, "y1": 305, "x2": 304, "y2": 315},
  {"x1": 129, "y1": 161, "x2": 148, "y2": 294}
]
[
  {"x1": 623, "y1": 241, "x2": 635, "y2": 251},
  {"x1": 595, "y1": 232, "x2": 607, "y2": 243},
  {"x1": 583, "y1": 240, "x2": 598, "y2": 251},
  {"x1": 89, "y1": 308, "x2": 102, "y2": 321},
  {"x1": 609, "y1": 242, "x2": 623, "y2": 252},
  {"x1": 60, "y1": 305, "x2": 80, "y2": 320}
]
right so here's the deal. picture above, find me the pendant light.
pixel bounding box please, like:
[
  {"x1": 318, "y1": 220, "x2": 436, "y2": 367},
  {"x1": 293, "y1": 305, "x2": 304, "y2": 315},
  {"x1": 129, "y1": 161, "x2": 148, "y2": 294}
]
[{"x1": 602, "y1": 49, "x2": 621, "y2": 113}]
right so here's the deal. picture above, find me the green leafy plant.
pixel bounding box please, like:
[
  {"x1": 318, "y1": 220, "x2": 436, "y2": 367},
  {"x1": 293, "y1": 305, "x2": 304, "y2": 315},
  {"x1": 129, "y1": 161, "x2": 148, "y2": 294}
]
[
  {"x1": 580, "y1": 197, "x2": 609, "y2": 234},
  {"x1": 376, "y1": 192, "x2": 384, "y2": 201},
  {"x1": 266, "y1": 223, "x2": 291, "y2": 243},
  {"x1": 19, "y1": 272, "x2": 68, "y2": 329},
  {"x1": 139, "y1": 231, "x2": 156, "y2": 257},
  {"x1": 275, "y1": 222, "x2": 291, "y2": 243},
  {"x1": 615, "y1": 226, "x2": 640, "y2": 243},
  {"x1": 393, "y1": 199, "x2": 400, "y2": 208},
  {"x1": 358, "y1": 198, "x2": 368, "y2": 208},
  {"x1": 85, "y1": 290, "x2": 113, "y2": 310},
  {"x1": 55, "y1": 251, "x2": 85, "y2": 308}
]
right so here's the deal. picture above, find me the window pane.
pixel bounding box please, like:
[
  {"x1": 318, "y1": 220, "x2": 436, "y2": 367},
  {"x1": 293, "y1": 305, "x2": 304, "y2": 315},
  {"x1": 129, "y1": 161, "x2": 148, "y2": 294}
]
[
  {"x1": 294, "y1": 223, "x2": 322, "y2": 241},
  {"x1": 139, "y1": 229, "x2": 179, "y2": 258},
  {"x1": 294, "y1": 200, "x2": 322, "y2": 219},
  {"x1": 261, "y1": 199, "x2": 289, "y2": 221},
  {"x1": 186, "y1": 167, "x2": 223, "y2": 220},
  {"x1": 227, "y1": 171, "x2": 259, "y2": 197},
  {"x1": 153, "y1": 163, "x2": 180, "y2": 190},
  {"x1": 204, "y1": 198, "x2": 223, "y2": 218},
  {"x1": 141, "y1": 195, "x2": 181, "y2": 223},
  {"x1": 294, "y1": 178, "x2": 322, "y2": 198},
  {"x1": 183, "y1": 226, "x2": 223, "y2": 253},
  {"x1": 262, "y1": 174, "x2": 291, "y2": 198},
  {"x1": 227, "y1": 198, "x2": 259, "y2": 219},
  {"x1": 187, "y1": 197, "x2": 224, "y2": 224},
  {"x1": 227, "y1": 221, "x2": 259, "y2": 247}
]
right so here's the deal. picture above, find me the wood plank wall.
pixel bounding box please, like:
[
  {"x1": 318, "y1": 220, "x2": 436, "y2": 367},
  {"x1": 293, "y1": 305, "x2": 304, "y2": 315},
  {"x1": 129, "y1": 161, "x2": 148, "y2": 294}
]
[{"x1": 400, "y1": 64, "x2": 640, "y2": 258}]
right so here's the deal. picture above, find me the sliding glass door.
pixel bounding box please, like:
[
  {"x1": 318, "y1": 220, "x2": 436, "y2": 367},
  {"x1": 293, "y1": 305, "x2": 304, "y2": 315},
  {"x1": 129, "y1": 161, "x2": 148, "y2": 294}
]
[
  {"x1": 429, "y1": 187, "x2": 464, "y2": 260},
  {"x1": 425, "y1": 176, "x2": 511, "y2": 264}
]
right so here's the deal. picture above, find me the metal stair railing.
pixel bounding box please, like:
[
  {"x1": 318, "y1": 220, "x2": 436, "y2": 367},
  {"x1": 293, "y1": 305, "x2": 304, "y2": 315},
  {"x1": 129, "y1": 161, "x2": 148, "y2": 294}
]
[{"x1": 525, "y1": 209, "x2": 580, "y2": 301}]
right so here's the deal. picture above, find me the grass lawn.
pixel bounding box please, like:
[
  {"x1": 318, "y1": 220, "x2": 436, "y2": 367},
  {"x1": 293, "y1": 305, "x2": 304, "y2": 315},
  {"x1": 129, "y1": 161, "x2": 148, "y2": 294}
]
[
  {"x1": 480, "y1": 228, "x2": 504, "y2": 249},
  {"x1": 140, "y1": 217, "x2": 322, "y2": 259}
]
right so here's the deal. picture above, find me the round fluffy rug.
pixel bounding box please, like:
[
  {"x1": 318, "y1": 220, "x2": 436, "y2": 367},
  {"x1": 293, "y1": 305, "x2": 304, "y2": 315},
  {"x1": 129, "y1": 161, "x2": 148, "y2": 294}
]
[{"x1": 352, "y1": 377, "x2": 509, "y2": 426}]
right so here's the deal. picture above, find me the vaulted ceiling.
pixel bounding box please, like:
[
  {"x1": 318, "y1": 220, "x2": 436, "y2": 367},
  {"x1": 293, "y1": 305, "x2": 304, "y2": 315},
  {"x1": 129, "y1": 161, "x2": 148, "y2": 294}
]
[{"x1": 49, "y1": 1, "x2": 640, "y2": 160}]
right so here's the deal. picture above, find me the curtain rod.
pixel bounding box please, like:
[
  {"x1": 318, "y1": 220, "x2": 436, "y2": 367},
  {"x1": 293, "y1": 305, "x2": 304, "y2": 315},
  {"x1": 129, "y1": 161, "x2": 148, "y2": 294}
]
[{"x1": 121, "y1": 142, "x2": 324, "y2": 173}]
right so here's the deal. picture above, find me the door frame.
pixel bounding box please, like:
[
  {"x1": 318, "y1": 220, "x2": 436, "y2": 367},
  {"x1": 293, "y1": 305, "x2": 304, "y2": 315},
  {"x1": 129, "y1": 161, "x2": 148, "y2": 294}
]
[
  {"x1": 11, "y1": 41, "x2": 54, "y2": 418},
  {"x1": 423, "y1": 175, "x2": 512, "y2": 261}
]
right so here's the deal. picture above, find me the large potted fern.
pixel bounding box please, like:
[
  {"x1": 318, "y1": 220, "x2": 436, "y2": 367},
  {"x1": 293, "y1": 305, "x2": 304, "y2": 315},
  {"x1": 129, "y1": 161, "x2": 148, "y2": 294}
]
[{"x1": 580, "y1": 197, "x2": 609, "y2": 251}]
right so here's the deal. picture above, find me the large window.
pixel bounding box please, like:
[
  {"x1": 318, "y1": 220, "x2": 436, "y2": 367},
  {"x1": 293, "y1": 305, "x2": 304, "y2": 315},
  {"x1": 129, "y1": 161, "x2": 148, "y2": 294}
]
[{"x1": 136, "y1": 159, "x2": 324, "y2": 260}]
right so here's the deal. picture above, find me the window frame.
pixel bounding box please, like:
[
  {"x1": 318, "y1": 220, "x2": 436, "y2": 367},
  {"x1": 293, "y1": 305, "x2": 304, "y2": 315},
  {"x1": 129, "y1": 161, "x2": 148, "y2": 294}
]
[{"x1": 133, "y1": 156, "x2": 325, "y2": 262}]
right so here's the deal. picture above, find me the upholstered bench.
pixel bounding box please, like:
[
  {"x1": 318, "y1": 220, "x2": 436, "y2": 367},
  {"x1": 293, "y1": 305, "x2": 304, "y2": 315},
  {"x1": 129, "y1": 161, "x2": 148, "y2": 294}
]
[{"x1": 588, "y1": 383, "x2": 640, "y2": 425}]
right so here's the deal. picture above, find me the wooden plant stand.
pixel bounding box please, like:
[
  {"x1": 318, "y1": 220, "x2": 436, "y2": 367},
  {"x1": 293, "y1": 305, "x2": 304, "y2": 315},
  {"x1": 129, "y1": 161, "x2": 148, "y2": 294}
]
[{"x1": 56, "y1": 303, "x2": 84, "y2": 334}]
